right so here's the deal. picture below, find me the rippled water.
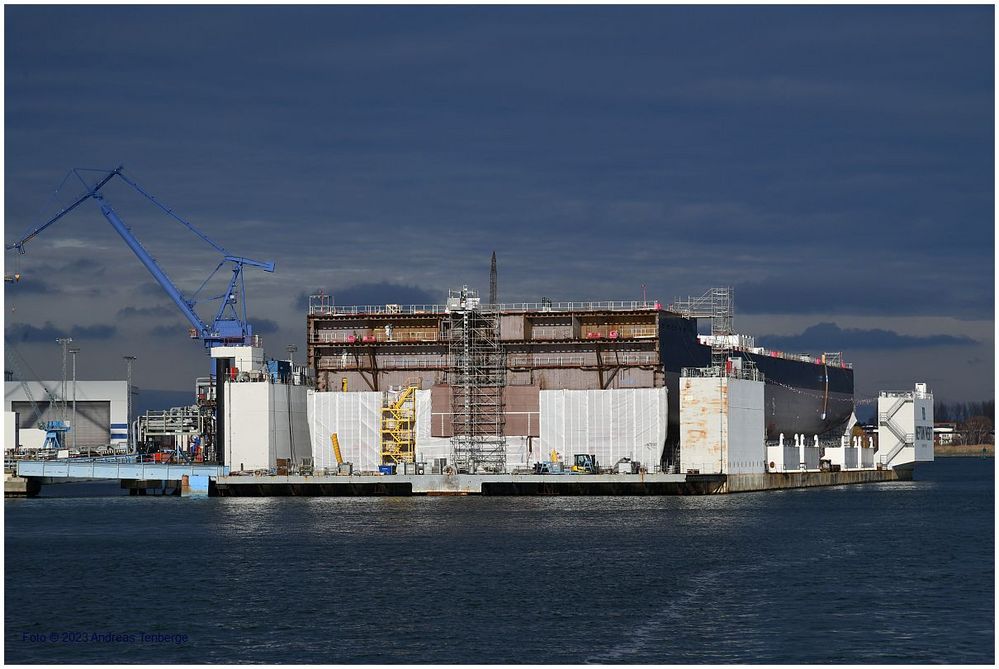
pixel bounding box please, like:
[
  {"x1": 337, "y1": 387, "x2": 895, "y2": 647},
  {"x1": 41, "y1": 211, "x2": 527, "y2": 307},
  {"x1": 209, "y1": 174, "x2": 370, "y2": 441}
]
[{"x1": 5, "y1": 458, "x2": 994, "y2": 663}]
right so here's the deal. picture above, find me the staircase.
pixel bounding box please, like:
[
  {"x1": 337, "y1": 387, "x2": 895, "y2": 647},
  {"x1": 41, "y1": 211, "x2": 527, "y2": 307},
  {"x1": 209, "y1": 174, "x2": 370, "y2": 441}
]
[{"x1": 878, "y1": 396, "x2": 913, "y2": 467}]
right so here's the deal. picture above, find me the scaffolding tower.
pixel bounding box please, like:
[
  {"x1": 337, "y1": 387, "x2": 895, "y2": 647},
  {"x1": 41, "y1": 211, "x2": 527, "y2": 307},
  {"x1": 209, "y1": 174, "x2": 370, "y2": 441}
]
[
  {"x1": 670, "y1": 286, "x2": 734, "y2": 336},
  {"x1": 671, "y1": 286, "x2": 736, "y2": 370},
  {"x1": 447, "y1": 286, "x2": 506, "y2": 473}
]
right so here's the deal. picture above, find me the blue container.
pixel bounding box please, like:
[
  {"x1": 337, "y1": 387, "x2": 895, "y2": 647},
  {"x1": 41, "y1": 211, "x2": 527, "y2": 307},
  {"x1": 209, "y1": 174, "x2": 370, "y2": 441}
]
[{"x1": 378, "y1": 465, "x2": 396, "y2": 475}]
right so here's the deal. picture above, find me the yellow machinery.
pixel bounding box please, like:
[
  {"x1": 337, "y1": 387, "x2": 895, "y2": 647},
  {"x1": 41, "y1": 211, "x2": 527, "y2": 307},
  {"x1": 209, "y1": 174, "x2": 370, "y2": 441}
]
[
  {"x1": 330, "y1": 433, "x2": 344, "y2": 465},
  {"x1": 381, "y1": 384, "x2": 419, "y2": 464}
]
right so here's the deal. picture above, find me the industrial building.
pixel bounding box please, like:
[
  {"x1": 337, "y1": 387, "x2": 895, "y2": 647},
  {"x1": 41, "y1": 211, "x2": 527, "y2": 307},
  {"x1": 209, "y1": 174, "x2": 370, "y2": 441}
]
[{"x1": 4, "y1": 380, "x2": 129, "y2": 451}]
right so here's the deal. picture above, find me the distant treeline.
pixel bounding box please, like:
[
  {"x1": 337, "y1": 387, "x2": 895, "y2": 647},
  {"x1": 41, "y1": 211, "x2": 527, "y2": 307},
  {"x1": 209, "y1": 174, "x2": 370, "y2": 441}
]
[{"x1": 934, "y1": 400, "x2": 995, "y2": 423}]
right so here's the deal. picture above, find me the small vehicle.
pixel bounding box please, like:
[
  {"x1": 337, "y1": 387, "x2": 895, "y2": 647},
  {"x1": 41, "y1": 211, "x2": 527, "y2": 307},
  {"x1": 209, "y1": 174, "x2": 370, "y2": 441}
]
[{"x1": 571, "y1": 453, "x2": 598, "y2": 474}]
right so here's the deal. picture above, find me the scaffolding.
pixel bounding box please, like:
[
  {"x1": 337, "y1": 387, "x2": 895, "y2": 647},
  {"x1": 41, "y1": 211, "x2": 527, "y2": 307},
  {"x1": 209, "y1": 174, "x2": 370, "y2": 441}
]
[
  {"x1": 381, "y1": 384, "x2": 418, "y2": 465},
  {"x1": 671, "y1": 287, "x2": 734, "y2": 336},
  {"x1": 447, "y1": 286, "x2": 506, "y2": 473},
  {"x1": 671, "y1": 287, "x2": 736, "y2": 370}
]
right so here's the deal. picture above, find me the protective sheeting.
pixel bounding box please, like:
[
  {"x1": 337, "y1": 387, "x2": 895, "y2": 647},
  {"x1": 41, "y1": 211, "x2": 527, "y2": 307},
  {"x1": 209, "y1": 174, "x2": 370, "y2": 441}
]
[
  {"x1": 309, "y1": 387, "x2": 668, "y2": 473},
  {"x1": 308, "y1": 391, "x2": 381, "y2": 472},
  {"x1": 539, "y1": 388, "x2": 667, "y2": 470},
  {"x1": 414, "y1": 389, "x2": 451, "y2": 464}
]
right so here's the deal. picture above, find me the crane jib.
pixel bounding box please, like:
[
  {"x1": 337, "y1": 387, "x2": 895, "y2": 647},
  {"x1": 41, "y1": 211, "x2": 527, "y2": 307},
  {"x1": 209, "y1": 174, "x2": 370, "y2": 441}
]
[{"x1": 5, "y1": 166, "x2": 275, "y2": 348}]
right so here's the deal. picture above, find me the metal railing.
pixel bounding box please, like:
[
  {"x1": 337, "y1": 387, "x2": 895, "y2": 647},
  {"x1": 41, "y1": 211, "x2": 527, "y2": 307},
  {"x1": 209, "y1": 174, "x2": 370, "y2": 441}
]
[
  {"x1": 681, "y1": 365, "x2": 764, "y2": 381},
  {"x1": 507, "y1": 353, "x2": 658, "y2": 368},
  {"x1": 313, "y1": 329, "x2": 440, "y2": 344},
  {"x1": 318, "y1": 356, "x2": 447, "y2": 371},
  {"x1": 309, "y1": 298, "x2": 659, "y2": 316}
]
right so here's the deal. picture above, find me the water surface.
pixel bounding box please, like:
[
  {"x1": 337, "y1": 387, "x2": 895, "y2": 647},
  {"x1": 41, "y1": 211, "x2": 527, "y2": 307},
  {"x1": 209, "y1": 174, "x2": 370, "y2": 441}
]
[{"x1": 5, "y1": 458, "x2": 993, "y2": 663}]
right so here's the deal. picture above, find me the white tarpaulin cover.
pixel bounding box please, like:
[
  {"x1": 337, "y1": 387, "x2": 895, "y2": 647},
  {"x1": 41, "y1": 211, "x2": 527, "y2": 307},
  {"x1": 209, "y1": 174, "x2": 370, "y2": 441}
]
[
  {"x1": 539, "y1": 387, "x2": 667, "y2": 470},
  {"x1": 308, "y1": 390, "x2": 382, "y2": 471},
  {"x1": 414, "y1": 389, "x2": 451, "y2": 464},
  {"x1": 309, "y1": 386, "x2": 667, "y2": 472}
]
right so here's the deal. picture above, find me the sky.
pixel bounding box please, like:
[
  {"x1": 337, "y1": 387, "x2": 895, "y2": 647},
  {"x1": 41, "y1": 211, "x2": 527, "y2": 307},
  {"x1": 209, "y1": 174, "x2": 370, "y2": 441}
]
[{"x1": 3, "y1": 5, "x2": 994, "y2": 410}]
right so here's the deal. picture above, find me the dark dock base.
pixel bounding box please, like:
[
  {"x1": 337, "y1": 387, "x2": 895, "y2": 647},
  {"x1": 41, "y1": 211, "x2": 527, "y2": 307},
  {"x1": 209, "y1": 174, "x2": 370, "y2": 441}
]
[
  {"x1": 212, "y1": 469, "x2": 906, "y2": 497},
  {"x1": 4, "y1": 474, "x2": 41, "y2": 498}
]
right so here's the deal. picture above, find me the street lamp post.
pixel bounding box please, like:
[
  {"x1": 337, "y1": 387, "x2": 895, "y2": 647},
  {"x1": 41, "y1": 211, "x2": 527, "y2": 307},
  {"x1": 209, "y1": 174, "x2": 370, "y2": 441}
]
[
  {"x1": 69, "y1": 347, "x2": 80, "y2": 452},
  {"x1": 123, "y1": 356, "x2": 136, "y2": 451}
]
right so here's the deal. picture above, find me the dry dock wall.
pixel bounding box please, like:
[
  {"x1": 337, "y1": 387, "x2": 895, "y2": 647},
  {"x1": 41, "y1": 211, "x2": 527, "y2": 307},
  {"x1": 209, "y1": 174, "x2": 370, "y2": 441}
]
[
  {"x1": 725, "y1": 467, "x2": 908, "y2": 493},
  {"x1": 679, "y1": 376, "x2": 765, "y2": 474},
  {"x1": 224, "y1": 382, "x2": 310, "y2": 471}
]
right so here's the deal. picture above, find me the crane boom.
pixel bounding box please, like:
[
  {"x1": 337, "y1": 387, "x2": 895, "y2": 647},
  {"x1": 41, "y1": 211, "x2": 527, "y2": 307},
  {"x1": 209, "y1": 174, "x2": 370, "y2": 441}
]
[
  {"x1": 95, "y1": 194, "x2": 208, "y2": 337},
  {"x1": 5, "y1": 167, "x2": 275, "y2": 348}
]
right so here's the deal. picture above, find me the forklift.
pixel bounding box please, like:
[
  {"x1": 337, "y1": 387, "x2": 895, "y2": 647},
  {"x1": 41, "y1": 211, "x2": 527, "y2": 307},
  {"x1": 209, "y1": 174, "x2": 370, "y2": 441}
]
[{"x1": 570, "y1": 453, "x2": 598, "y2": 474}]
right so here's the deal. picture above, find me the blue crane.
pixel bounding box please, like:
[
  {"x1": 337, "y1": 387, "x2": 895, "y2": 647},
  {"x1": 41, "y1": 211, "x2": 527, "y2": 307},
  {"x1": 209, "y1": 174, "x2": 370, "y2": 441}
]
[{"x1": 6, "y1": 166, "x2": 275, "y2": 349}]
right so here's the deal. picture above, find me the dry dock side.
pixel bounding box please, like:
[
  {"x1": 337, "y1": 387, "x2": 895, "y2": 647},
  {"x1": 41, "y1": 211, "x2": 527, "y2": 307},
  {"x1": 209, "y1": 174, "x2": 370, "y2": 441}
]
[
  {"x1": 211, "y1": 469, "x2": 906, "y2": 497},
  {"x1": 724, "y1": 467, "x2": 909, "y2": 493}
]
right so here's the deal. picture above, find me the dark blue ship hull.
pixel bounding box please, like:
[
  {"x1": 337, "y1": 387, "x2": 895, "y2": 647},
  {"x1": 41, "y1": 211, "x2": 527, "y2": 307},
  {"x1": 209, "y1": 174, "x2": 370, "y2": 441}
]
[{"x1": 658, "y1": 314, "x2": 855, "y2": 450}]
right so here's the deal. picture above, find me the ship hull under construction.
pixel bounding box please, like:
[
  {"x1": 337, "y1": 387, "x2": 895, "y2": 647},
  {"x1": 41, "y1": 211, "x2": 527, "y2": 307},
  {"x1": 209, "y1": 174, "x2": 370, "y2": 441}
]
[{"x1": 660, "y1": 321, "x2": 855, "y2": 449}]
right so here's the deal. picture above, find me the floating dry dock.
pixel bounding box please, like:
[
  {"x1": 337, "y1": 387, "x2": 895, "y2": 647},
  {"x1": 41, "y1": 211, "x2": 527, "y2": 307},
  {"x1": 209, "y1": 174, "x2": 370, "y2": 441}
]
[
  {"x1": 213, "y1": 468, "x2": 910, "y2": 496},
  {"x1": 7, "y1": 460, "x2": 911, "y2": 497}
]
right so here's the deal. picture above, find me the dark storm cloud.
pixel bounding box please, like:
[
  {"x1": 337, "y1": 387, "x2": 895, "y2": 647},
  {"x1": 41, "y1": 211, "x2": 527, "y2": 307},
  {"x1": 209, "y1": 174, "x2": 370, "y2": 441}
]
[
  {"x1": 758, "y1": 322, "x2": 978, "y2": 351},
  {"x1": 62, "y1": 258, "x2": 106, "y2": 275},
  {"x1": 332, "y1": 282, "x2": 443, "y2": 306},
  {"x1": 736, "y1": 271, "x2": 993, "y2": 319},
  {"x1": 135, "y1": 282, "x2": 166, "y2": 297},
  {"x1": 294, "y1": 283, "x2": 442, "y2": 309},
  {"x1": 252, "y1": 319, "x2": 280, "y2": 334},
  {"x1": 5, "y1": 322, "x2": 66, "y2": 343},
  {"x1": 149, "y1": 324, "x2": 184, "y2": 338},
  {"x1": 3, "y1": 6, "x2": 993, "y2": 402},
  {"x1": 116, "y1": 305, "x2": 175, "y2": 319},
  {"x1": 6, "y1": 321, "x2": 118, "y2": 342},
  {"x1": 3, "y1": 276, "x2": 55, "y2": 295},
  {"x1": 70, "y1": 324, "x2": 117, "y2": 340}
]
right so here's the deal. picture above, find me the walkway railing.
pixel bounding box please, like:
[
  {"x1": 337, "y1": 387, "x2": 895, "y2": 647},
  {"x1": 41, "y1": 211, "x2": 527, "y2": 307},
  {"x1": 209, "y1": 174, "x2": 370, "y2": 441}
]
[{"x1": 309, "y1": 299, "x2": 659, "y2": 316}]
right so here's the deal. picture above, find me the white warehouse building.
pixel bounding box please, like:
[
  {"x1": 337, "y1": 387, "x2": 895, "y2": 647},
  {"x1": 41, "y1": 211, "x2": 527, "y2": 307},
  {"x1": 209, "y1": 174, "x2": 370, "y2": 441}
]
[{"x1": 4, "y1": 380, "x2": 129, "y2": 451}]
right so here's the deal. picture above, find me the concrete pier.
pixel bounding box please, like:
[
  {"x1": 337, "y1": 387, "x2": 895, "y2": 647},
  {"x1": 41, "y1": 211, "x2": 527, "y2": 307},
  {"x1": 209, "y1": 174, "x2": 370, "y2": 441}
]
[{"x1": 4, "y1": 473, "x2": 40, "y2": 498}]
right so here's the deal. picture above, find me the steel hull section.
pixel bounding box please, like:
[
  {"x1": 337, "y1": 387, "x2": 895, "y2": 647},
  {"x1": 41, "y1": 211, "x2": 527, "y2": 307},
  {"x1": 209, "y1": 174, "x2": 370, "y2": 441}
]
[{"x1": 660, "y1": 321, "x2": 855, "y2": 446}]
